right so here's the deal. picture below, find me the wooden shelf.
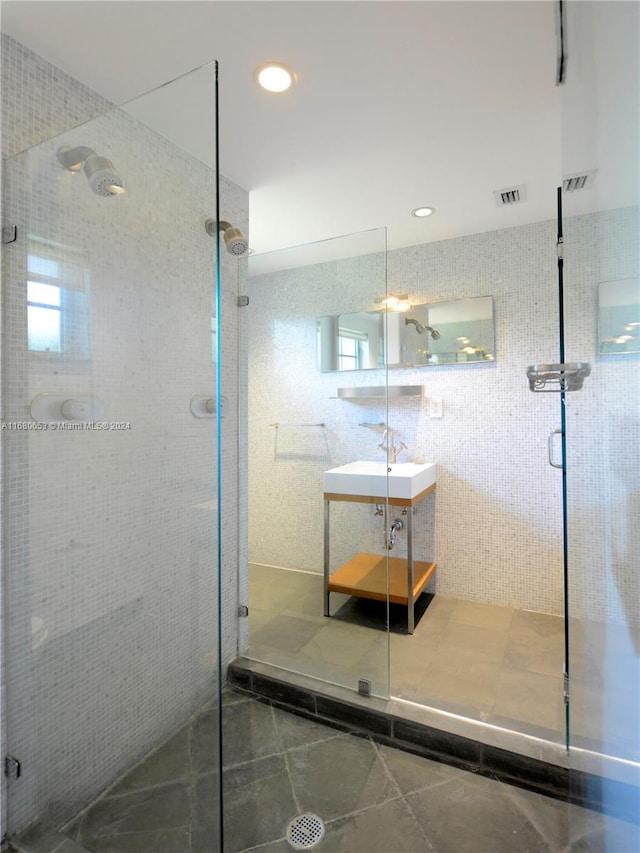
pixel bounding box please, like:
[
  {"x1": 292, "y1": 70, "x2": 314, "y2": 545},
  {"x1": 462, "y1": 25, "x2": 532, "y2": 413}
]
[{"x1": 328, "y1": 552, "x2": 436, "y2": 606}]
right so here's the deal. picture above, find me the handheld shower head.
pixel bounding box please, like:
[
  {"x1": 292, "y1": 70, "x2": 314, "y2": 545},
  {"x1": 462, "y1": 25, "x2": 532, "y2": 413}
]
[
  {"x1": 405, "y1": 317, "x2": 440, "y2": 339},
  {"x1": 58, "y1": 147, "x2": 125, "y2": 197},
  {"x1": 204, "y1": 219, "x2": 249, "y2": 256}
]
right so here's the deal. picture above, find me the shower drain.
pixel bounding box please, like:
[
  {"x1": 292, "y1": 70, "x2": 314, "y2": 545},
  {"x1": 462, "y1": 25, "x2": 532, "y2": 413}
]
[{"x1": 285, "y1": 813, "x2": 326, "y2": 850}]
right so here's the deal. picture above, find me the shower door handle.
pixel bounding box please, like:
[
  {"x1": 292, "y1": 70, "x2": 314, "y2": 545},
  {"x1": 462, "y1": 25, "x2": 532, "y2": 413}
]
[{"x1": 548, "y1": 428, "x2": 563, "y2": 469}]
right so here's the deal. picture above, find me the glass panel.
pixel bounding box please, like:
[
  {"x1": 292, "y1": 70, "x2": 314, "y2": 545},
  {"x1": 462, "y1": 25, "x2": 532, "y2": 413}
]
[
  {"x1": 3, "y1": 62, "x2": 223, "y2": 846},
  {"x1": 562, "y1": 0, "x2": 640, "y2": 834},
  {"x1": 243, "y1": 228, "x2": 390, "y2": 699},
  {"x1": 366, "y1": 230, "x2": 564, "y2": 748}
]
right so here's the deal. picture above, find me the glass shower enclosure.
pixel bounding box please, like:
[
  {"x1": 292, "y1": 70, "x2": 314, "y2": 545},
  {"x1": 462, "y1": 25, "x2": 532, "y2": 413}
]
[
  {"x1": 2, "y1": 62, "x2": 225, "y2": 843},
  {"x1": 561, "y1": 0, "x2": 640, "y2": 828},
  {"x1": 243, "y1": 228, "x2": 392, "y2": 700}
]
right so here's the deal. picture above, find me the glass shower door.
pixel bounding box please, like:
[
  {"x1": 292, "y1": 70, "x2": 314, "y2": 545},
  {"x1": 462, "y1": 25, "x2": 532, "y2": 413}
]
[
  {"x1": 242, "y1": 228, "x2": 391, "y2": 700},
  {"x1": 560, "y1": 0, "x2": 640, "y2": 834},
  {"x1": 3, "y1": 63, "x2": 224, "y2": 846}
]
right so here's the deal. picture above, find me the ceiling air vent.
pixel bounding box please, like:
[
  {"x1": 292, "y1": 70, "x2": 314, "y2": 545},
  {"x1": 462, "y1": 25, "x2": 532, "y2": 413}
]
[
  {"x1": 563, "y1": 170, "x2": 597, "y2": 193},
  {"x1": 493, "y1": 184, "x2": 528, "y2": 207}
]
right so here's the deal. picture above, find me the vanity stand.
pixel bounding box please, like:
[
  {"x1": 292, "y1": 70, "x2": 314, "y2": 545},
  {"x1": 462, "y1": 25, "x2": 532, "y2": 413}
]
[{"x1": 323, "y1": 483, "x2": 436, "y2": 634}]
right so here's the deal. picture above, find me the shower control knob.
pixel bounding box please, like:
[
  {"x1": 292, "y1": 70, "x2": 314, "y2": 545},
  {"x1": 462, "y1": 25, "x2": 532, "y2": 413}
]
[
  {"x1": 30, "y1": 393, "x2": 105, "y2": 424},
  {"x1": 61, "y1": 398, "x2": 92, "y2": 420},
  {"x1": 190, "y1": 394, "x2": 227, "y2": 419}
]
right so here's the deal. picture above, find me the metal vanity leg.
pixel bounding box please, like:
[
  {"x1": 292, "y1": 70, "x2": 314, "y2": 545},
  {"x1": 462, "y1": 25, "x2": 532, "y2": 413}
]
[
  {"x1": 324, "y1": 499, "x2": 331, "y2": 616},
  {"x1": 406, "y1": 508, "x2": 415, "y2": 634}
]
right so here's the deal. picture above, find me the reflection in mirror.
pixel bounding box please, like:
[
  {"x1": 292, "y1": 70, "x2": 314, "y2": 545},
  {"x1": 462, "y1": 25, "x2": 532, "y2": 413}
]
[
  {"x1": 598, "y1": 279, "x2": 640, "y2": 355},
  {"x1": 395, "y1": 296, "x2": 495, "y2": 366},
  {"x1": 318, "y1": 296, "x2": 495, "y2": 371},
  {"x1": 317, "y1": 311, "x2": 385, "y2": 372}
]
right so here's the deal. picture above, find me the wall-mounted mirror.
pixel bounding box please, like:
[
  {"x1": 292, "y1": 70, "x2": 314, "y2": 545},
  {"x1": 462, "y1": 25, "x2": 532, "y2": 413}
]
[
  {"x1": 318, "y1": 296, "x2": 495, "y2": 371},
  {"x1": 317, "y1": 311, "x2": 385, "y2": 371},
  {"x1": 394, "y1": 296, "x2": 495, "y2": 366},
  {"x1": 598, "y1": 278, "x2": 640, "y2": 355}
]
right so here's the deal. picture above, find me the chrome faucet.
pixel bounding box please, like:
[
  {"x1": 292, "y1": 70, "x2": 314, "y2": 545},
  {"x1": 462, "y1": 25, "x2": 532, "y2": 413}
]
[
  {"x1": 377, "y1": 428, "x2": 407, "y2": 464},
  {"x1": 387, "y1": 517, "x2": 404, "y2": 550}
]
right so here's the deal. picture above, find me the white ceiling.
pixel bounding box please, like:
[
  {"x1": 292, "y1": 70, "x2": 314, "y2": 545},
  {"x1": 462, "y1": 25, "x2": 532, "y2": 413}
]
[{"x1": 1, "y1": 1, "x2": 592, "y2": 264}]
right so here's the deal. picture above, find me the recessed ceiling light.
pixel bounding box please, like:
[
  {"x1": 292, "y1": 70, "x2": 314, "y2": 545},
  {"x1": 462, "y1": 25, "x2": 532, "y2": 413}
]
[
  {"x1": 412, "y1": 207, "x2": 435, "y2": 218},
  {"x1": 255, "y1": 62, "x2": 297, "y2": 93}
]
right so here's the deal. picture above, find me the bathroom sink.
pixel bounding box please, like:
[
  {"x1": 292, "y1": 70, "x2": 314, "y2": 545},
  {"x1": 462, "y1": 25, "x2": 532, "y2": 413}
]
[{"x1": 323, "y1": 461, "x2": 436, "y2": 500}]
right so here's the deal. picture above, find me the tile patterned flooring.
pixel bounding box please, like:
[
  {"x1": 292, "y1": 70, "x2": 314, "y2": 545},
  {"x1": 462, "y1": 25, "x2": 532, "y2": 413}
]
[
  {"x1": 9, "y1": 688, "x2": 640, "y2": 853},
  {"x1": 247, "y1": 564, "x2": 566, "y2": 743},
  {"x1": 7, "y1": 568, "x2": 638, "y2": 852}
]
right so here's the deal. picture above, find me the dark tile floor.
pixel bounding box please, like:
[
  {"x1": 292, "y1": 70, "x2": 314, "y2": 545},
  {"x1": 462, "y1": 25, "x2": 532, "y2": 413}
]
[
  {"x1": 11, "y1": 688, "x2": 639, "y2": 853},
  {"x1": 247, "y1": 564, "x2": 566, "y2": 742}
]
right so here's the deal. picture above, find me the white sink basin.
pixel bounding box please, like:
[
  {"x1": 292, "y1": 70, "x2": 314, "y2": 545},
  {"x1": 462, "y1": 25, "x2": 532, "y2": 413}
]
[{"x1": 323, "y1": 461, "x2": 436, "y2": 499}]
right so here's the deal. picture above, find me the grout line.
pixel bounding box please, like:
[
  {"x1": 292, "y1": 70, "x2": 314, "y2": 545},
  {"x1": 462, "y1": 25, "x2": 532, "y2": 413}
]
[
  {"x1": 397, "y1": 794, "x2": 438, "y2": 853},
  {"x1": 101, "y1": 775, "x2": 191, "y2": 800},
  {"x1": 371, "y1": 738, "x2": 404, "y2": 799},
  {"x1": 282, "y1": 731, "x2": 347, "y2": 755},
  {"x1": 223, "y1": 746, "x2": 292, "y2": 772},
  {"x1": 269, "y1": 703, "x2": 302, "y2": 816},
  {"x1": 321, "y1": 789, "x2": 423, "y2": 828},
  {"x1": 373, "y1": 737, "x2": 469, "y2": 798}
]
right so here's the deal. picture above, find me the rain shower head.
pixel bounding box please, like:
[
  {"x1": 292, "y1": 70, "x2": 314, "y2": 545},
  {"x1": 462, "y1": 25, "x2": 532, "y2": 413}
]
[
  {"x1": 205, "y1": 219, "x2": 249, "y2": 256},
  {"x1": 405, "y1": 317, "x2": 440, "y2": 339},
  {"x1": 58, "y1": 146, "x2": 125, "y2": 197}
]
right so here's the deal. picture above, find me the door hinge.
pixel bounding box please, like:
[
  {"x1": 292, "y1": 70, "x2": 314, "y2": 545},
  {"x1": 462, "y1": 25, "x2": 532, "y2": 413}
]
[
  {"x1": 556, "y1": 236, "x2": 564, "y2": 260},
  {"x1": 2, "y1": 225, "x2": 17, "y2": 244},
  {"x1": 237, "y1": 295, "x2": 249, "y2": 307},
  {"x1": 563, "y1": 671, "x2": 570, "y2": 704},
  {"x1": 238, "y1": 604, "x2": 249, "y2": 618},
  {"x1": 4, "y1": 755, "x2": 21, "y2": 779},
  {"x1": 358, "y1": 678, "x2": 372, "y2": 697}
]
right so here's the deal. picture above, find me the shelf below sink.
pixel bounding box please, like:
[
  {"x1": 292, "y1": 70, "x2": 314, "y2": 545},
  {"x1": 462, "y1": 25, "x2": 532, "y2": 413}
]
[{"x1": 323, "y1": 460, "x2": 436, "y2": 502}]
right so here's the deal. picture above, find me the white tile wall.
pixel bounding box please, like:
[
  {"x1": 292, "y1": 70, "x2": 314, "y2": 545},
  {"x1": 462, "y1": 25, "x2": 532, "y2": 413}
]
[
  {"x1": 246, "y1": 221, "x2": 564, "y2": 614},
  {"x1": 1, "y1": 35, "x2": 113, "y2": 160},
  {"x1": 1, "y1": 36, "x2": 246, "y2": 834},
  {"x1": 246, "y1": 209, "x2": 639, "y2": 627},
  {"x1": 563, "y1": 207, "x2": 640, "y2": 628}
]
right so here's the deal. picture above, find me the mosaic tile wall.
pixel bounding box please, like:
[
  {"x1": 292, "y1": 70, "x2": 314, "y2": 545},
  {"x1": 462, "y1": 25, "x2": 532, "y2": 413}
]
[
  {"x1": 1, "y1": 31, "x2": 114, "y2": 836},
  {"x1": 1, "y1": 34, "x2": 113, "y2": 160},
  {"x1": 562, "y1": 206, "x2": 640, "y2": 628},
  {"x1": 1, "y1": 36, "x2": 246, "y2": 834},
  {"x1": 246, "y1": 208, "x2": 638, "y2": 626}
]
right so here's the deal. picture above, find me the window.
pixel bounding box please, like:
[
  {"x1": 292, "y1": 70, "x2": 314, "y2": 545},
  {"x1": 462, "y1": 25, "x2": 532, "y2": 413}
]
[
  {"x1": 27, "y1": 245, "x2": 91, "y2": 360},
  {"x1": 337, "y1": 328, "x2": 369, "y2": 371}
]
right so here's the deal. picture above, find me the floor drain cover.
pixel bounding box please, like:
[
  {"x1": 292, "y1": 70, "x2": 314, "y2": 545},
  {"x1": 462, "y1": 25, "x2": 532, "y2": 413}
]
[{"x1": 286, "y1": 813, "x2": 325, "y2": 850}]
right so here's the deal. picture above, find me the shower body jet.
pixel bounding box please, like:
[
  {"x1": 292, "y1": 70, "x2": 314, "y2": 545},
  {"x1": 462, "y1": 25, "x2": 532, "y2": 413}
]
[
  {"x1": 58, "y1": 147, "x2": 125, "y2": 197},
  {"x1": 204, "y1": 219, "x2": 249, "y2": 256}
]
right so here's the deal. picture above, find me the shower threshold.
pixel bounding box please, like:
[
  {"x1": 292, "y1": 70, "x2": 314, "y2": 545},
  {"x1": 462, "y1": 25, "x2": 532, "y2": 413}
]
[{"x1": 227, "y1": 656, "x2": 639, "y2": 825}]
